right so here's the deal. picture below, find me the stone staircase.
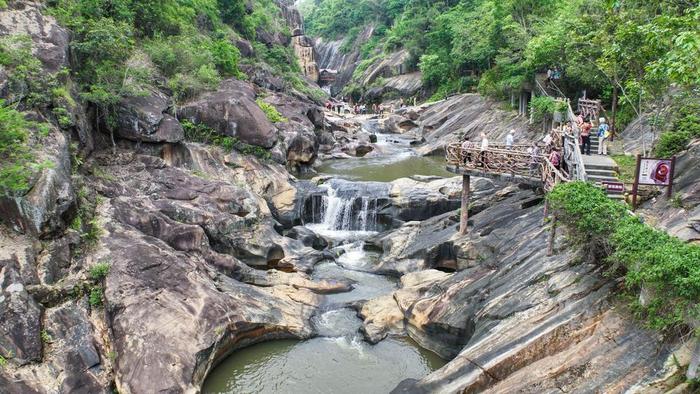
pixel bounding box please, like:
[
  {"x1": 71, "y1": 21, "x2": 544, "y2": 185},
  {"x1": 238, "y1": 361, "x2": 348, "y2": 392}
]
[{"x1": 582, "y1": 154, "x2": 624, "y2": 200}]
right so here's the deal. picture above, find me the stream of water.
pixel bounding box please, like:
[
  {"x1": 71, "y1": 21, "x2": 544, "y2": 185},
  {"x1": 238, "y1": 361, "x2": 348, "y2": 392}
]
[
  {"x1": 202, "y1": 118, "x2": 449, "y2": 394},
  {"x1": 313, "y1": 132, "x2": 452, "y2": 182}
]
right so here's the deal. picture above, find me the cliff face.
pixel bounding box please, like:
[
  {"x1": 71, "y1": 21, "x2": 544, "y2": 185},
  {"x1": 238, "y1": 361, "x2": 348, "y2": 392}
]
[
  {"x1": 276, "y1": 0, "x2": 320, "y2": 83},
  {"x1": 0, "y1": 1, "x2": 335, "y2": 392}
]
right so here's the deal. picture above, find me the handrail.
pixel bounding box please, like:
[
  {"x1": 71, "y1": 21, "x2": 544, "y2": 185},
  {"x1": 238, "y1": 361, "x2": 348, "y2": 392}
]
[
  {"x1": 445, "y1": 142, "x2": 568, "y2": 193},
  {"x1": 563, "y1": 99, "x2": 588, "y2": 181}
]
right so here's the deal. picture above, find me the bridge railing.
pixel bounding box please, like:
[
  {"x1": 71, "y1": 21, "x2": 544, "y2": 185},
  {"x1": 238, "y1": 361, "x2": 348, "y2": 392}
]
[
  {"x1": 563, "y1": 100, "x2": 588, "y2": 181},
  {"x1": 446, "y1": 144, "x2": 542, "y2": 179},
  {"x1": 446, "y1": 143, "x2": 568, "y2": 192}
]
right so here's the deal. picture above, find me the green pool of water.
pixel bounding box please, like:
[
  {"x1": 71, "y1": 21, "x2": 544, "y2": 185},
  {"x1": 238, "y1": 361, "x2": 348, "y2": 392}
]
[
  {"x1": 202, "y1": 337, "x2": 446, "y2": 394},
  {"x1": 312, "y1": 154, "x2": 452, "y2": 182}
]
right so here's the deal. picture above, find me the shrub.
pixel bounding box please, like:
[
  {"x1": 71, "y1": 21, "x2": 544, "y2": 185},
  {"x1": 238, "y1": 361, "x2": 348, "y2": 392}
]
[
  {"x1": 89, "y1": 262, "x2": 110, "y2": 281},
  {"x1": 548, "y1": 181, "x2": 700, "y2": 332},
  {"x1": 654, "y1": 131, "x2": 690, "y2": 158},
  {"x1": 530, "y1": 96, "x2": 557, "y2": 123},
  {"x1": 255, "y1": 98, "x2": 287, "y2": 123},
  {"x1": 89, "y1": 286, "x2": 104, "y2": 307},
  {"x1": 0, "y1": 100, "x2": 53, "y2": 195}
]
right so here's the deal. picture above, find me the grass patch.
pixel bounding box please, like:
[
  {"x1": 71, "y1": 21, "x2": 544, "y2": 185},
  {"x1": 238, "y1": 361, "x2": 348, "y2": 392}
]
[
  {"x1": 611, "y1": 155, "x2": 637, "y2": 184},
  {"x1": 89, "y1": 286, "x2": 103, "y2": 308},
  {"x1": 255, "y1": 98, "x2": 287, "y2": 123},
  {"x1": 182, "y1": 120, "x2": 272, "y2": 161},
  {"x1": 0, "y1": 100, "x2": 54, "y2": 195},
  {"x1": 89, "y1": 262, "x2": 110, "y2": 281}
]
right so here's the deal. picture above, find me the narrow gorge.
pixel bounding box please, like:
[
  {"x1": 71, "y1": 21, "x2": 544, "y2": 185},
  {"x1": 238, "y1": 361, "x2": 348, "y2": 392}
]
[{"x1": 1, "y1": 0, "x2": 698, "y2": 393}]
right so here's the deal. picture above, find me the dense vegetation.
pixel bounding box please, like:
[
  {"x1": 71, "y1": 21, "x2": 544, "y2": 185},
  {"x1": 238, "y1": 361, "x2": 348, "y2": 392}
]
[
  {"x1": 303, "y1": 0, "x2": 699, "y2": 148},
  {"x1": 548, "y1": 182, "x2": 700, "y2": 333}
]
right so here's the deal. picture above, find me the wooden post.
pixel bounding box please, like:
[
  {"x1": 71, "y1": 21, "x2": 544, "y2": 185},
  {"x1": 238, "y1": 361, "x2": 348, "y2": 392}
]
[
  {"x1": 667, "y1": 156, "x2": 677, "y2": 198},
  {"x1": 631, "y1": 154, "x2": 642, "y2": 211},
  {"x1": 542, "y1": 200, "x2": 549, "y2": 225},
  {"x1": 460, "y1": 174, "x2": 470, "y2": 235},
  {"x1": 547, "y1": 215, "x2": 557, "y2": 256}
]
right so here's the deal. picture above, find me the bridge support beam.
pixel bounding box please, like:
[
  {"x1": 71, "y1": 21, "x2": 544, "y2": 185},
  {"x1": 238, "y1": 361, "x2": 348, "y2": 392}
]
[
  {"x1": 547, "y1": 215, "x2": 557, "y2": 256},
  {"x1": 460, "y1": 175, "x2": 470, "y2": 235}
]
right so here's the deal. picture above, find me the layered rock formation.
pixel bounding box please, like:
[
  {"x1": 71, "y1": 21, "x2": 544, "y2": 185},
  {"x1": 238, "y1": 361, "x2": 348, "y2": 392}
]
[
  {"x1": 276, "y1": 0, "x2": 320, "y2": 82},
  {"x1": 356, "y1": 185, "x2": 681, "y2": 393}
]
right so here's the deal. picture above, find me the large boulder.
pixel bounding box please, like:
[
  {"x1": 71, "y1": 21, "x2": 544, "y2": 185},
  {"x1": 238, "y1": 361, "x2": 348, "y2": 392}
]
[
  {"x1": 179, "y1": 79, "x2": 278, "y2": 148},
  {"x1": 114, "y1": 89, "x2": 184, "y2": 143},
  {"x1": 0, "y1": 2, "x2": 70, "y2": 73},
  {"x1": 0, "y1": 259, "x2": 42, "y2": 365},
  {"x1": 0, "y1": 123, "x2": 75, "y2": 237}
]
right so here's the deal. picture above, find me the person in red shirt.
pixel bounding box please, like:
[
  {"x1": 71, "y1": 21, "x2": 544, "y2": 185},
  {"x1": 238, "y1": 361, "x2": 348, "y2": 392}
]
[{"x1": 580, "y1": 119, "x2": 592, "y2": 155}]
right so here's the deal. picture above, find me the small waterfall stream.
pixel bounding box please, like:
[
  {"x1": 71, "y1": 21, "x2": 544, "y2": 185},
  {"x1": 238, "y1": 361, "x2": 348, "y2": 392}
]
[
  {"x1": 305, "y1": 180, "x2": 385, "y2": 238},
  {"x1": 202, "y1": 116, "x2": 447, "y2": 394}
]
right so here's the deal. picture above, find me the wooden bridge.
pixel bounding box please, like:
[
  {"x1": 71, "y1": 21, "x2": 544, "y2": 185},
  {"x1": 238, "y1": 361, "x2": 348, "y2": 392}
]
[{"x1": 445, "y1": 98, "x2": 590, "y2": 245}]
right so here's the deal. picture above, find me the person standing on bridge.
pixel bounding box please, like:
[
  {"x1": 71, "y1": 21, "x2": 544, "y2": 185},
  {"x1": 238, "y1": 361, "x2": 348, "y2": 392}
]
[
  {"x1": 598, "y1": 118, "x2": 610, "y2": 155},
  {"x1": 479, "y1": 133, "x2": 489, "y2": 167},
  {"x1": 580, "y1": 118, "x2": 592, "y2": 155},
  {"x1": 505, "y1": 130, "x2": 515, "y2": 149},
  {"x1": 528, "y1": 142, "x2": 541, "y2": 177},
  {"x1": 461, "y1": 138, "x2": 473, "y2": 164}
]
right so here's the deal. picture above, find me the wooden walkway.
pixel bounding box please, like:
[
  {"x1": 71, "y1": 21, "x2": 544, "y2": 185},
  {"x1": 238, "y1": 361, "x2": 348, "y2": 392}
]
[{"x1": 445, "y1": 144, "x2": 568, "y2": 193}]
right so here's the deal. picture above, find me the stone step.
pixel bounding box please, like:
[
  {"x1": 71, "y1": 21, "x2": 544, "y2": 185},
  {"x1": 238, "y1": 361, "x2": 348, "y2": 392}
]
[
  {"x1": 589, "y1": 175, "x2": 621, "y2": 183},
  {"x1": 585, "y1": 163, "x2": 618, "y2": 171},
  {"x1": 587, "y1": 168, "x2": 618, "y2": 177}
]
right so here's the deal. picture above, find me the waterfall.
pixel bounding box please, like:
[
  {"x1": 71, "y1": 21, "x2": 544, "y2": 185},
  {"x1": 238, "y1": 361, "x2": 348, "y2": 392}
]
[{"x1": 307, "y1": 182, "x2": 381, "y2": 233}]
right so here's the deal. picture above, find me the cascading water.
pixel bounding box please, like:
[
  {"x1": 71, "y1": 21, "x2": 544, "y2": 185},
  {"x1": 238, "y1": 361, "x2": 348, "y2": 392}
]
[{"x1": 306, "y1": 180, "x2": 383, "y2": 237}]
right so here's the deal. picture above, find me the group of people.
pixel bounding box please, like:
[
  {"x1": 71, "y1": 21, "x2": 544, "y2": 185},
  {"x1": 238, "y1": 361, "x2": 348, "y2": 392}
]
[
  {"x1": 324, "y1": 100, "x2": 389, "y2": 116},
  {"x1": 574, "y1": 113, "x2": 610, "y2": 155}
]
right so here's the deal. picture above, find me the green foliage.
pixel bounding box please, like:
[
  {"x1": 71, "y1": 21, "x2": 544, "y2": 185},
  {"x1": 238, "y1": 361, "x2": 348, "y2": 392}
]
[
  {"x1": 89, "y1": 286, "x2": 104, "y2": 307},
  {"x1": 41, "y1": 330, "x2": 53, "y2": 343},
  {"x1": 0, "y1": 0, "x2": 6, "y2": 9},
  {"x1": 654, "y1": 131, "x2": 691, "y2": 158},
  {"x1": 530, "y1": 96, "x2": 558, "y2": 123},
  {"x1": 182, "y1": 120, "x2": 272, "y2": 160},
  {"x1": 654, "y1": 100, "x2": 700, "y2": 157},
  {"x1": 255, "y1": 98, "x2": 287, "y2": 123},
  {"x1": 0, "y1": 354, "x2": 6, "y2": 367},
  {"x1": 547, "y1": 182, "x2": 628, "y2": 238},
  {"x1": 89, "y1": 262, "x2": 110, "y2": 281},
  {"x1": 548, "y1": 181, "x2": 700, "y2": 332},
  {"x1": 0, "y1": 100, "x2": 54, "y2": 195}
]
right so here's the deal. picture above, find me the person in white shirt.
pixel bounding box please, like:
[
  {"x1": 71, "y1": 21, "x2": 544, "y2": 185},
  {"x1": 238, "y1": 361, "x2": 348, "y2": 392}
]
[
  {"x1": 461, "y1": 139, "x2": 473, "y2": 164},
  {"x1": 479, "y1": 133, "x2": 489, "y2": 166},
  {"x1": 505, "y1": 130, "x2": 515, "y2": 149}
]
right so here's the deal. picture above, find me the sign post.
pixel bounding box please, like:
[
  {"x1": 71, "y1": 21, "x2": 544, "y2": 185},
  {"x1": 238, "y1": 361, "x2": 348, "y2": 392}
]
[{"x1": 631, "y1": 155, "x2": 676, "y2": 211}]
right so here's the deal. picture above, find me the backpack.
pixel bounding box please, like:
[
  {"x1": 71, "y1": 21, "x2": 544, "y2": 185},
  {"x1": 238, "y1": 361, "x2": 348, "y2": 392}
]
[
  {"x1": 599, "y1": 124, "x2": 609, "y2": 138},
  {"x1": 550, "y1": 152, "x2": 560, "y2": 166}
]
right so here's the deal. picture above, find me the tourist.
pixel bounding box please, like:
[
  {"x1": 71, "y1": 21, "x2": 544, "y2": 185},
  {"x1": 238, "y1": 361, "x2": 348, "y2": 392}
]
[
  {"x1": 479, "y1": 132, "x2": 489, "y2": 167},
  {"x1": 580, "y1": 118, "x2": 592, "y2": 155},
  {"x1": 542, "y1": 133, "x2": 553, "y2": 152},
  {"x1": 549, "y1": 148, "x2": 561, "y2": 170},
  {"x1": 575, "y1": 112, "x2": 584, "y2": 127},
  {"x1": 598, "y1": 117, "x2": 610, "y2": 155},
  {"x1": 528, "y1": 142, "x2": 540, "y2": 176},
  {"x1": 461, "y1": 139, "x2": 473, "y2": 164},
  {"x1": 505, "y1": 130, "x2": 515, "y2": 149}
]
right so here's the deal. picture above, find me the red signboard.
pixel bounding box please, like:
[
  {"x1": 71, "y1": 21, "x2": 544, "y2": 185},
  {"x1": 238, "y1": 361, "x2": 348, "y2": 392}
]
[
  {"x1": 602, "y1": 181, "x2": 624, "y2": 193},
  {"x1": 631, "y1": 155, "x2": 676, "y2": 210}
]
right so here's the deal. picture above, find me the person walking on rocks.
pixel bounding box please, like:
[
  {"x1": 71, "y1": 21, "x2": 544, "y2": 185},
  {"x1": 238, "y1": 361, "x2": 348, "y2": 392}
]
[
  {"x1": 505, "y1": 130, "x2": 515, "y2": 149},
  {"x1": 580, "y1": 118, "x2": 592, "y2": 155},
  {"x1": 597, "y1": 118, "x2": 610, "y2": 155},
  {"x1": 479, "y1": 133, "x2": 489, "y2": 167}
]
